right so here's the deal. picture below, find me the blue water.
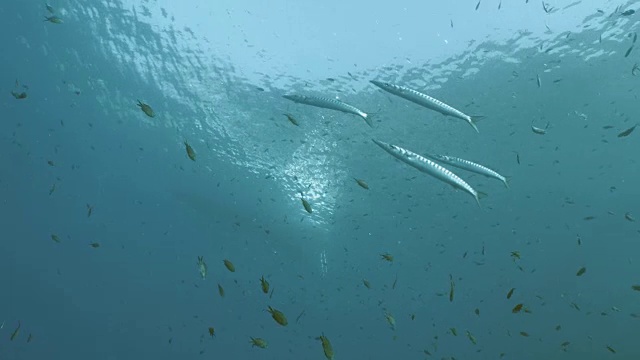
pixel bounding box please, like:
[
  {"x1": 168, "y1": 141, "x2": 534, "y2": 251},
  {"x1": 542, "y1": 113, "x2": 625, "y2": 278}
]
[{"x1": 2, "y1": 0, "x2": 640, "y2": 359}]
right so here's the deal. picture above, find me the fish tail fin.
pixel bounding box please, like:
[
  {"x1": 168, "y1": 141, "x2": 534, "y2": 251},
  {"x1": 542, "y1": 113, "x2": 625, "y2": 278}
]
[
  {"x1": 469, "y1": 116, "x2": 484, "y2": 133},
  {"x1": 503, "y1": 176, "x2": 511, "y2": 189},
  {"x1": 363, "y1": 114, "x2": 374, "y2": 128},
  {"x1": 475, "y1": 191, "x2": 488, "y2": 207}
]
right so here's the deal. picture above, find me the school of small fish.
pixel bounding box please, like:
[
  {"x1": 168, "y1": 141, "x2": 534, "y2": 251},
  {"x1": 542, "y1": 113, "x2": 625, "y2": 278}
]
[{"x1": 5, "y1": 2, "x2": 640, "y2": 359}]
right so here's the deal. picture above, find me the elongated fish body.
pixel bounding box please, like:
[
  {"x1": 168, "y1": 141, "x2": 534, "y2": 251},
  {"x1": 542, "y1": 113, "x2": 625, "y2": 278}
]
[
  {"x1": 424, "y1": 153, "x2": 509, "y2": 188},
  {"x1": 283, "y1": 94, "x2": 372, "y2": 127},
  {"x1": 370, "y1": 80, "x2": 479, "y2": 133},
  {"x1": 372, "y1": 139, "x2": 483, "y2": 206}
]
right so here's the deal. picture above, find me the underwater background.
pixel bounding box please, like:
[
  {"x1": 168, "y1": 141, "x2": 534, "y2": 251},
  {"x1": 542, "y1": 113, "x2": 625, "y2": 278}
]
[{"x1": 1, "y1": 0, "x2": 640, "y2": 359}]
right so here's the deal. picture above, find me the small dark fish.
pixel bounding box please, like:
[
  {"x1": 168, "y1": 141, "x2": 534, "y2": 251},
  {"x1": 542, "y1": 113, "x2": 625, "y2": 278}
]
[
  {"x1": 512, "y1": 303, "x2": 524, "y2": 313},
  {"x1": 86, "y1": 204, "x2": 93, "y2": 217},
  {"x1": 625, "y1": 212, "x2": 635, "y2": 221},
  {"x1": 10, "y1": 321, "x2": 20, "y2": 341},
  {"x1": 625, "y1": 45, "x2": 634, "y2": 57},
  {"x1": 576, "y1": 267, "x2": 586, "y2": 276},
  {"x1": 43, "y1": 16, "x2": 63, "y2": 24},
  {"x1": 283, "y1": 113, "x2": 299, "y2": 126},
  {"x1": 542, "y1": 2, "x2": 551, "y2": 13},
  {"x1": 618, "y1": 124, "x2": 637, "y2": 137},
  {"x1": 606, "y1": 345, "x2": 616, "y2": 354},
  {"x1": 475, "y1": 0, "x2": 481, "y2": 10},
  {"x1": 10, "y1": 91, "x2": 27, "y2": 99},
  {"x1": 634, "y1": 32, "x2": 638, "y2": 43},
  {"x1": 602, "y1": 125, "x2": 614, "y2": 129},
  {"x1": 632, "y1": 285, "x2": 640, "y2": 291},
  {"x1": 507, "y1": 288, "x2": 515, "y2": 299},
  {"x1": 621, "y1": 9, "x2": 635, "y2": 16},
  {"x1": 300, "y1": 193, "x2": 312, "y2": 214},
  {"x1": 498, "y1": 1, "x2": 502, "y2": 10},
  {"x1": 450, "y1": 19, "x2": 453, "y2": 28},
  {"x1": 354, "y1": 178, "x2": 369, "y2": 189},
  {"x1": 89, "y1": 242, "x2": 100, "y2": 248},
  {"x1": 513, "y1": 151, "x2": 520, "y2": 164},
  {"x1": 184, "y1": 141, "x2": 196, "y2": 161}
]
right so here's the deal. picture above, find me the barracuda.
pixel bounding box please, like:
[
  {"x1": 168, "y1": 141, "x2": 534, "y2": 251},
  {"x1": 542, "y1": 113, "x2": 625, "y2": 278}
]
[
  {"x1": 424, "y1": 153, "x2": 509, "y2": 188},
  {"x1": 372, "y1": 139, "x2": 485, "y2": 206},
  {"x1": 370, "y1": 80, "x2": 481, "y2": 133},
  {"x1": 283, "y1": 94, "x2": 372, "y2": 127}
]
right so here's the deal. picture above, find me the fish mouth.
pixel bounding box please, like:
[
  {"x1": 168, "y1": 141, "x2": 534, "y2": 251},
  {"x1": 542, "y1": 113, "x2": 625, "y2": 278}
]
[
  {"x1": 370, "y1": 80, "x2": 387, "y2": 88},
  {"x1": 282, "y1": 94, "x2": 298, "y2": 102}
]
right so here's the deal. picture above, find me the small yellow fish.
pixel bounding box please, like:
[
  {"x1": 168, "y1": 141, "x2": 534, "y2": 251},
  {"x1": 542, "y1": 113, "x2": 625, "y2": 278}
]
[
  {"x1": 384, "y1": 311, "x2": 396, "y2": 330},
  {"x1": 208, "y1": 327, "x2": 215, "y2": 337},
  {"x1": 512, "y1": 303, "x2": 524, "y2": 313},
  {"x1": 466, "y1": 330, "x2": 477, "y2": 345},
  {"x1": 217, "y1": 284, "x2": 225, "y2": 297},
  {"x1": 316, "y1": 333, "x2": 334, "y2": 359},
  {"x1": 450, "y1": 327, "x2": 458, "y2": 336},
  {"x1": 184, "y1": 141, "x2": 196, "y2": 161},
  {"x1": 354, "y1": 178, "x2": 369, "y2": 189},
  {"x1": 43, "y1": 16, "x2": 63, "y2": 24},
  {"x1": 283, "y1": 113, "x2": 299, "y2": 126},
  {"x1": 300, "y1": 195, "x2": 312, "y2": 214},
  {"x1": 632, "y1": 284, "x2": 640, "y2": 291},
  {"x1": 260, "y1": 276, "x2": 270, "y2": 294},
  {"x1": 362, "y1": 279, "x2": 371, "y2": 289},
  {"x1": 197, "y1": 256, "x2": 207, "y2": 279},
  {"x1": 136, "y1": 100, "x2": 155, "y2": 117},
  {"x1": 520, "y1": 331, "x2": 530, "y2": 337},
  {"x1": 380, "y1": 253, "x2": 394, "y2": 262},
  {"x1": 250, "y1": 337, "x2": 268, "y2": 348},
  {"x1": 10, "y1": 91, "x2": 27, "y2": 99},
  {"x1": 223, "y1": 259, "x2": 235, "y2": 272},
  {"x1": 51, "y1": 234, "x2": 60, "y2": 243},
  {"x1": 267, "y1": 306, "x2": 287, "y2": 326}
]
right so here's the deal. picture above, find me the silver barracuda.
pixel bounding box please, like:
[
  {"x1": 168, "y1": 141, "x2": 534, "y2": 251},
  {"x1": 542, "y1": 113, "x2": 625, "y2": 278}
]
[
  {"x1": 283, "y1": 94, "x2": 372, "y2": 127},
  {"x1": 370, "y1": 80, "x2": 481, "y2": 133},
  {"x1": 372, "y1": 139, "x2": 485, "y2": 206},
  {"x1": 424, "y1": 153, "x2": 509, "y2": 188}
]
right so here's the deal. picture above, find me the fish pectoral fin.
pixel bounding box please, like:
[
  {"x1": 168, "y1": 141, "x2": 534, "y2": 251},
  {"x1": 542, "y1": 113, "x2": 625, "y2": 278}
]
[
  {"x1": 477, "y1": 191, "x2": 488, "y2": 199},
  {"x1": 470, "y1": 115, "x2": 485, "y2": 123}
]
